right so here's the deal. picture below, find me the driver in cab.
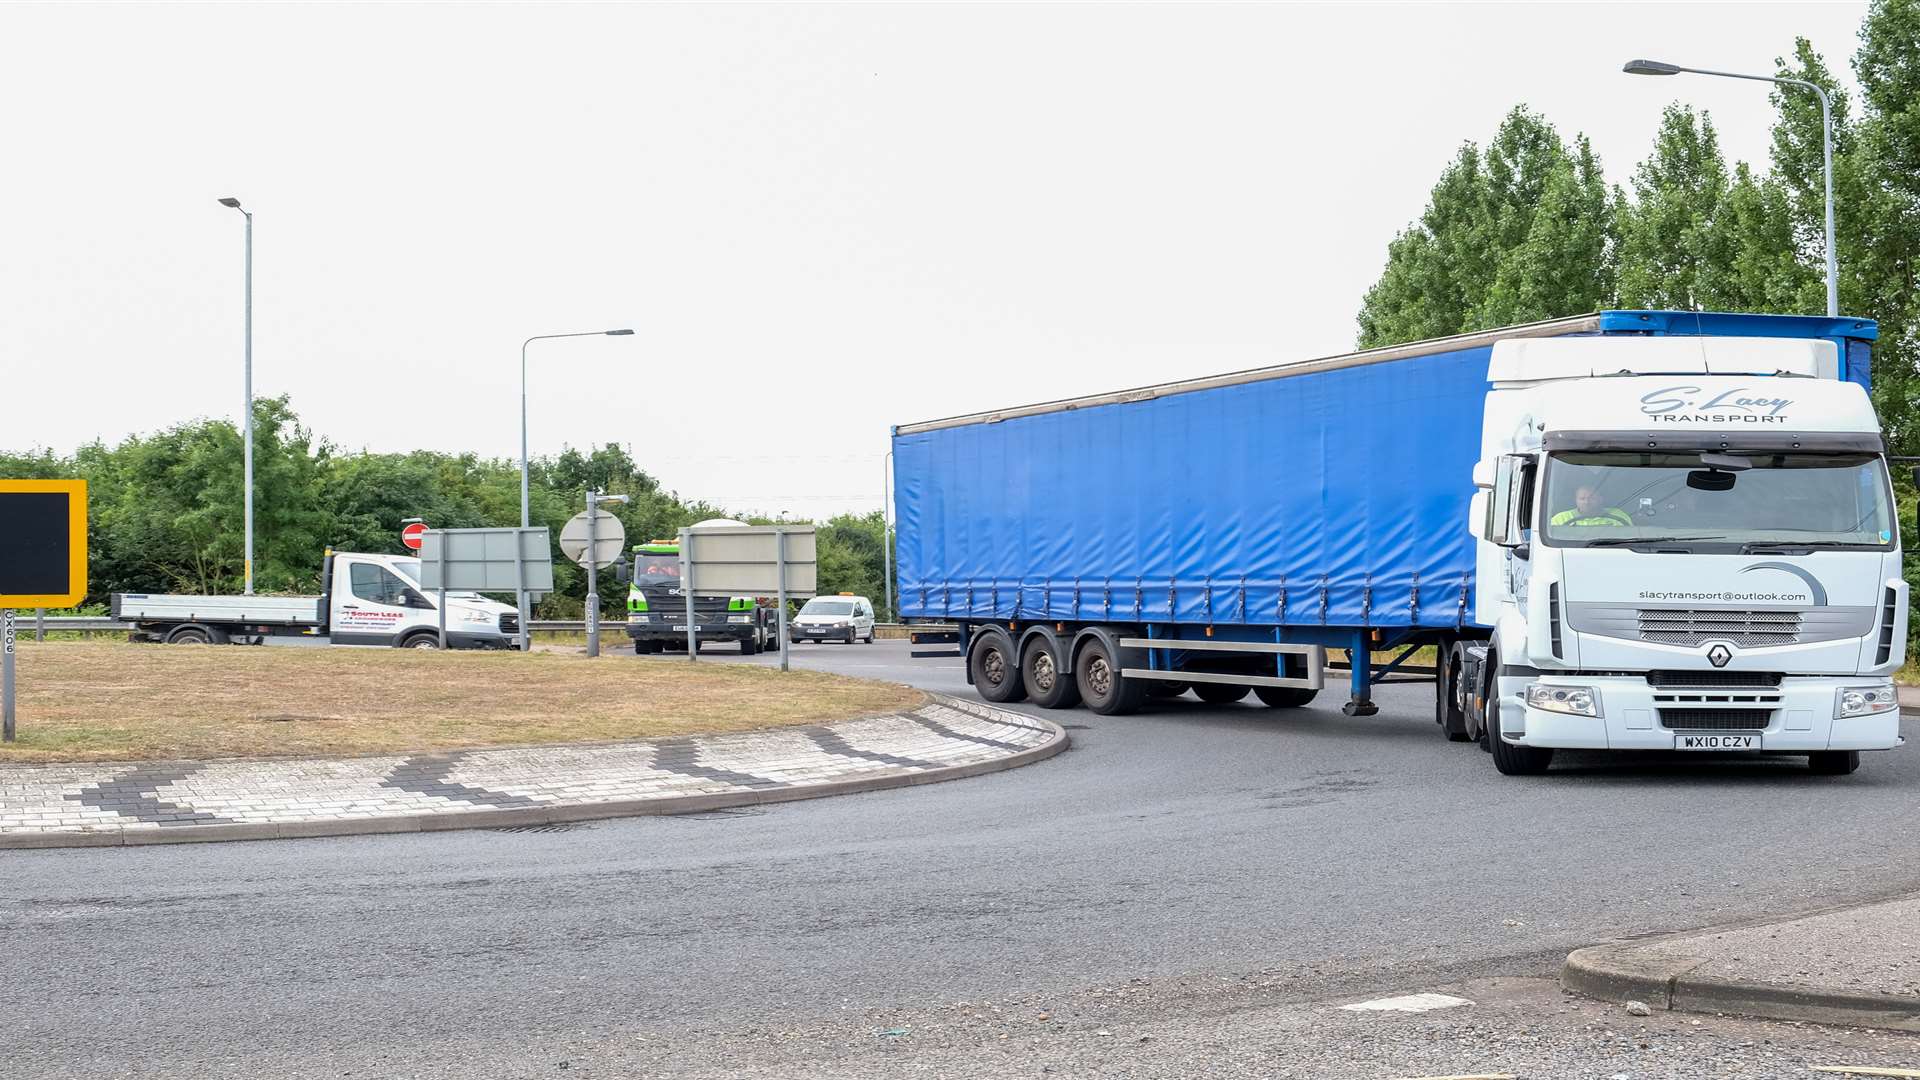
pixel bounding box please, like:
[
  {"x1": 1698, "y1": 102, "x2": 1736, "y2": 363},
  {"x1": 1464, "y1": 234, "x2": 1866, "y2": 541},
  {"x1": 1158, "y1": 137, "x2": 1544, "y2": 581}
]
[{"x1": 1551, "y1": 485, "x2": 1633, "y2": 528}]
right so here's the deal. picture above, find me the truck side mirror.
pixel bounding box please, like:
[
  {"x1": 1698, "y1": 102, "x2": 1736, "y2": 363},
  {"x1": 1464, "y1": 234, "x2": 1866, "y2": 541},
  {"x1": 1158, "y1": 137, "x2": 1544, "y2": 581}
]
[
  {"x1": 1486, "y1": 455, "x2": 1528, "y2": 547},
  {"x1": 615, "y1": 560, "x2": 632, "y2": 586}
]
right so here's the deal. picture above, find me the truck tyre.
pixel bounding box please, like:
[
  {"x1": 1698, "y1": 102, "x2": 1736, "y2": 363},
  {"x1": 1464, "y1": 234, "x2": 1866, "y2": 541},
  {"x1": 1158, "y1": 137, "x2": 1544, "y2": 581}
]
[
  {"x1": 1074, "y1": 637, "x2": 1144, "y2": 715},
  {"x1": 1437, "y1": 645, "x2": 1472, "y2": 742},
  {"x1": 1486, "y1": 684, "x2": 1553, "y2": 775},
  {"x1": 968, "y1": 632, "x2": 1027, "y2": 703},
  {"x1": 166, "y1": 626, "x2": 213, "y2": 645},
  {"x1": 1809, "y1": 750, "x2": 1860, "y2": 776},
  {"x1": 1147, "y1": 681, "x2": 1188, "y2": 699},
  {"x1": 1253, "y1": 686, "x2": 1319, "y2": 709},
  {"x1": 741, "y1": 636, "x2": 759, "y2": 656},
  {"x1": 1194, "y1": 683, "x2": 1250, "y2": 704},
  {"x1": 1021, "y1": 638, "x2": 1081, "y2": 710},
  {"x1": 401, "y1": 631, "x2": 441, "y2": 650}
]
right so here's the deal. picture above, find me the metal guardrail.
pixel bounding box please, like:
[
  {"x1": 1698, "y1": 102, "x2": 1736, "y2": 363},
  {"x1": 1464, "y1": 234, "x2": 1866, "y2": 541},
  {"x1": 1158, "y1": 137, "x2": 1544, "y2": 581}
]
[{"x1": 29, "y1": 616, "x2": 127, "y2": 632}]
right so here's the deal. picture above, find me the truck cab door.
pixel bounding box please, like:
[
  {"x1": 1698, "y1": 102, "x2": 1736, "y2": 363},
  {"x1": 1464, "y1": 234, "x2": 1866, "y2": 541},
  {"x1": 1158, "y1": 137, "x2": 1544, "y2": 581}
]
[{"x1": 332, "y1": 558, "x2": 426, "y2": 646}]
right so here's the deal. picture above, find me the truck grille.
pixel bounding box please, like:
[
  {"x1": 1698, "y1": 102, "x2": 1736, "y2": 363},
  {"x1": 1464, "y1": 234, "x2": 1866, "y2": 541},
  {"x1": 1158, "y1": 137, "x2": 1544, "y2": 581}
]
[
  {"x1": 1659, "y1": 708, "x2": 1773, "y2": 731},
  {"x1": 1646, "y1": 670, "x2": 1783, "y2": 689},
  {"x1": 1638, "y1": 609, "x2": 1800, "y2": 647},
  {"x1": 499, "y1": 613, "x2": 520, "y2": 635}
]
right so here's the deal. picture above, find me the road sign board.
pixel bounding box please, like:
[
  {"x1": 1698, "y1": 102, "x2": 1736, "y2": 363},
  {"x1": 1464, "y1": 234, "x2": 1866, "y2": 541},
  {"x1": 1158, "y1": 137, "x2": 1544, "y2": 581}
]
[
  {"x1": 0, "y1": 479, "x2": 88, "y2": 608},
  {"x1": 401, "y1": 522, "x2": 428, "y2": 551},
  {"x1": 684, "y1": 524, "x2": 817, "y2": 596},
  {"x1": 417, "y1": 527, "x2": 554, "y2": 594},
  {"x1": 559, "y1": 509, "x2": 627, "y2": 568}
]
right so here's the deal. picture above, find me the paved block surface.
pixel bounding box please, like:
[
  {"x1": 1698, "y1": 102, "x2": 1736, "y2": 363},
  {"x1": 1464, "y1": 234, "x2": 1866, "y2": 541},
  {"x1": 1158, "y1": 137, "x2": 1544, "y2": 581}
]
[{"x1": 0, "y1": 695, "x2": 1062, "y2": 845}]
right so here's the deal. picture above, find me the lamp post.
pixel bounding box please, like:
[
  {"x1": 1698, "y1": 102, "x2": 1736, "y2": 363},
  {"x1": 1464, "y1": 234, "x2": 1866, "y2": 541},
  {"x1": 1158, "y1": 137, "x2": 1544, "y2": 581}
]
[
  {"x1": 1622, "y1": 58, "x2": 1838, "y2": 317},
  {"x1": 517, "y1": 328, "x2": 634, "y2": 649},
  {"x1": 584, "y1": 490, "x2": 630, "y2": 658},
  {"x1": 216, "y1": 197, "x2": 255, "y2": 593}
]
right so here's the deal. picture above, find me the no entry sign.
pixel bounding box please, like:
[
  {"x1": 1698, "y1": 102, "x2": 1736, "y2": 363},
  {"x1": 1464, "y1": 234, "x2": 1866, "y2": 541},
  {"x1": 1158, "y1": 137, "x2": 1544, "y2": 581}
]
[{"x1": 401, "y1": 522, "x2": 429, "y2": 551}]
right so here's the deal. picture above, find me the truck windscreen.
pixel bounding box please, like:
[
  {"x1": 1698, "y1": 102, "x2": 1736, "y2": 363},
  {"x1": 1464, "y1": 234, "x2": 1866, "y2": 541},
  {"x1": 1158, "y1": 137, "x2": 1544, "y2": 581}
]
[
  {"x1": 635, "y1": 554, "x2": 681, "y2": 586},
  {"x1": 1541, "y1": 451, "x2": 1893, "y2": 549}
]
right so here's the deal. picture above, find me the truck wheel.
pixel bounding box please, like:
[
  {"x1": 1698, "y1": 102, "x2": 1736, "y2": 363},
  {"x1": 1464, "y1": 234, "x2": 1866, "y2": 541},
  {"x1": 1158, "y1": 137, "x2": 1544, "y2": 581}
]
[
  {"x1": 741, "y1": 636, "x2": 759, "y2": 656},
  {"x1": 1809, "y1": 750, "x2": 1860, "y2": 776},
  {"x1": 864, "y1": 632, "x2": 874, "y2": 644},
  {"x1": 1253, "y1": 686, "x2": 1319, "y2": 708},
  {"x1": 968, "y1": 633, "x2": 1027, "y2": 703},
  {"x1": 166, "y1": 627, "x2": 212, "y2": 645},
  {"x1": 1021, "y1": 639, "x2": 1081, "y2": 710},
  {"x1": 1437, "y1": 646, "x2": 1472, "y2": 742},
  {"x1": 1147, "y1": 681, "x2": 1188, "y2": 699},
  {"x1": 1194, "y1": 683, "x2": 1250, "y2": 704},
  {"x1": 1074, "y1": 638, "x2": 1143, "y2": 715},
  {"x1": 402, "y1": 631, "x2": 441, "y2": 650},
  {"x1": 1487, "y1": 690, "x2": 1553, "y2": 776}
]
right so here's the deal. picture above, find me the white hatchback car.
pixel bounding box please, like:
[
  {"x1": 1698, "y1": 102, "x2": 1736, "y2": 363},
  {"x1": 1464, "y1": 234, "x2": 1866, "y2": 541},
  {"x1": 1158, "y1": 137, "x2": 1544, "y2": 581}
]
[{"x1": 790, "y1": 594, "x2": 876, "y2": 644}]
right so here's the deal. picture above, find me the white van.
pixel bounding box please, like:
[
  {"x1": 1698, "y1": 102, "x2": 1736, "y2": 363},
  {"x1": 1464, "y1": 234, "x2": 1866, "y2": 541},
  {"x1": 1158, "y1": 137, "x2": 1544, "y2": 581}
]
[{"x1": 790, "y1": 594, "x2": 876, "y2": 644}]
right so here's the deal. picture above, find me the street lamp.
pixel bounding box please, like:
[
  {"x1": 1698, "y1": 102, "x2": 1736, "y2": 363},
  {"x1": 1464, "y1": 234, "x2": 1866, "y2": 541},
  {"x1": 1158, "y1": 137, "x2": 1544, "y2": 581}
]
[
  {"x1": 517, "y1": 328, "x2": 634, "y2": 649},
  {"x1": 1622, "y1": 58, "x2": 1838, "y2": 317},
  {"x1": 216, "y1": 197, "x2": 256, "y2": 593}
]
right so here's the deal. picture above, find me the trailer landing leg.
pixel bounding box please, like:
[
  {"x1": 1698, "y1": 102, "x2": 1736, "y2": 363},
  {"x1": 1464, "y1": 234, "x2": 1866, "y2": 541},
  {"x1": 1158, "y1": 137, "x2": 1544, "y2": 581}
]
[{"x1": 1342, "y1": 638, "x2": 1378, "y2": 716}]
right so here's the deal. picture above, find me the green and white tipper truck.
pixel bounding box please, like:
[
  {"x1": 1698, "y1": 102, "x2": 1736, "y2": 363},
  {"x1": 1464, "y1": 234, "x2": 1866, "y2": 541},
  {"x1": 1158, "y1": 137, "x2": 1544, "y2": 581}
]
[{"x1": 624, "y1": 538, "x2": 777, "y2": 655}]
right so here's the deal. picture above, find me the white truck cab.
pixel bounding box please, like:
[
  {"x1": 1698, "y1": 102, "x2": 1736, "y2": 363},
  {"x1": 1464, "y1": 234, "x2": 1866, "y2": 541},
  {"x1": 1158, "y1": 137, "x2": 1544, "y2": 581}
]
[
  {"x1": 330, "y1": 552, "x2": 521, "y2": 648},
  {"x1": 1465, "y1": 335, "x2": 1906, "y2": 775}
]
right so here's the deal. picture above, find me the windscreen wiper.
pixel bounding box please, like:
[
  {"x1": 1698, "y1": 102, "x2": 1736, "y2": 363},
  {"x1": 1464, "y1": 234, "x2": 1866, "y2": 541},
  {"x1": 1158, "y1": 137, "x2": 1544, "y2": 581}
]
[{"x1": 1582, "y1": 535, "x2": 1725, "y2": 547}]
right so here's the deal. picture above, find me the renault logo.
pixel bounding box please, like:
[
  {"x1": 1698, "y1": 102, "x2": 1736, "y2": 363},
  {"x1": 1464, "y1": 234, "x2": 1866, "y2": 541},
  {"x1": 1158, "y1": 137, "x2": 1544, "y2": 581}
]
[{"x1": 1707, "y1": 643, "x2": 1733, "y2": 668}]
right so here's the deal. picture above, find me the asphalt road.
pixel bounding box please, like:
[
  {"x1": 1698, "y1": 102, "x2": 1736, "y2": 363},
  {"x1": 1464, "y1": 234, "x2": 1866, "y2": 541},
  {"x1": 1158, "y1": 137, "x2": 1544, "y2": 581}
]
[{"x1": 6, "y1": 639, "x2": 1919, "y2": 1078}]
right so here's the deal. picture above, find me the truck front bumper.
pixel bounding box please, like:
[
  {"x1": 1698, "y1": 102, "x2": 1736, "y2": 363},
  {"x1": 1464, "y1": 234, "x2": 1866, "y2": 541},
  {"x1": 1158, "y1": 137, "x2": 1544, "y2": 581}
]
[
  {"x1": 1496, "y1": 674, "x2": 1903, "y2": 752},
  {"x1": 625, "y1": 618, "x2": 752, "y2": 642}
]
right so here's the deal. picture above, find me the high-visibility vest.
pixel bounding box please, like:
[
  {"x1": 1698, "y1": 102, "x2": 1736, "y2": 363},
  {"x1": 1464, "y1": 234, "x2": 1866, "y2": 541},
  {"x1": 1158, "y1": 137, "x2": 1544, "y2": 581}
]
[{"x1": 1550, "y1": 507, "x2": 1632, "y2": 527}]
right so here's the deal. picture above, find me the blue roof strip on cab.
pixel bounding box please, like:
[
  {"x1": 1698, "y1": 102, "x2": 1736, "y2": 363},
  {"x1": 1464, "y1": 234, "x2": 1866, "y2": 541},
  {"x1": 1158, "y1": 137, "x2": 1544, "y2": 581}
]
[
  {"x1": 1596, "y1": 309, "x2": 1877, "y2": 341},
  {"x1": 1595, "y1": 310, "x2": 1878, "y2": 390}
]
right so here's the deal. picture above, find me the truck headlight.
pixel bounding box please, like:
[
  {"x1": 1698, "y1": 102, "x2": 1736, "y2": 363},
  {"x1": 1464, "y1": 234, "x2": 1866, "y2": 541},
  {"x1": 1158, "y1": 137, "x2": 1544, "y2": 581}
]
[
  {"x1": 1525, "y1": 683, "x2": 1601, "y2": 717},
  {"x1": 1837, "y1": 684, "x2": 1898, "y2": 718},
  {"x1": 728, "y1": 615, "x2": 750, "y2": 624}
]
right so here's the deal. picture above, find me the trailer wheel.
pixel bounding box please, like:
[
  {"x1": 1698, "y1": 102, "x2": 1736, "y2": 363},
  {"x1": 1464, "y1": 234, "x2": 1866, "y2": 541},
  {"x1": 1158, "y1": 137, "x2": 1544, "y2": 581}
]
[
  {"x1": 968, "y1": 632, "x2": 1027, "y2": 703},
  {"x1": 1437, "y1": 645, "x2": 1472, "y2": 742},
  {"x1": 1020, "y1": 638, "x2": 1081, "y2": 710},
  {"x1": 1809, "y1": 750, "x2": 1860, "y2": 776},
  {"x1": 1194, "y1": 683, "x2": 1250, "y2": 704},
  {"x1": 166, "y1": 626, "x2": 213, "y2": 645},
  {"x1": 1253, "y1": 686, "x2": 1319, "y2": 709},
  {"x1": 1074, "y1": 637, "x2": 1143, "y2": 715},
  {"x1": 402, "y1": 631, "x2": 441, "y2": 650}
]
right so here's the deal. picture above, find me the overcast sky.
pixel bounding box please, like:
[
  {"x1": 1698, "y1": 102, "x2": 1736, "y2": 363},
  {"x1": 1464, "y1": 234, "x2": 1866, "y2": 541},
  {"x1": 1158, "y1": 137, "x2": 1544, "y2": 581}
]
[{"x1": 0, "y1": 1, "x2": 1872, "y2": 518}]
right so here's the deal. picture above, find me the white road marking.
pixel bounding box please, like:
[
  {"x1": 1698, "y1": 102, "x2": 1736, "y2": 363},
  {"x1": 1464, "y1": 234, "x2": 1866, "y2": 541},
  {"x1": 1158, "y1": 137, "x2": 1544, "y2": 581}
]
[{"x1": 1340, "y1": 992, "x2": 1475, "y2": 1013}]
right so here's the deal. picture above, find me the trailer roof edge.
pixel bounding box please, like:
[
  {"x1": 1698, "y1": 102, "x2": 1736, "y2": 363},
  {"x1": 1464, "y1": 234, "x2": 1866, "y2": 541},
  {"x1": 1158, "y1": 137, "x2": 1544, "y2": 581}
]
[{"x1": 893, "y1": 312, "x2": 1605, "y2": 436}]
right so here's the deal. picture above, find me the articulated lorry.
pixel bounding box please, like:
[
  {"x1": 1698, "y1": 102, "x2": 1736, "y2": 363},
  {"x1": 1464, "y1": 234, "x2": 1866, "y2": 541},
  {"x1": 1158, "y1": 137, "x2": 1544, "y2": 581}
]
[
  {"x1": 114, "y1": 551, "x2": 520, "y2": 649},
  {"x1": 892, "y1": 310, "x2": 1906, "y2": 776}
]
